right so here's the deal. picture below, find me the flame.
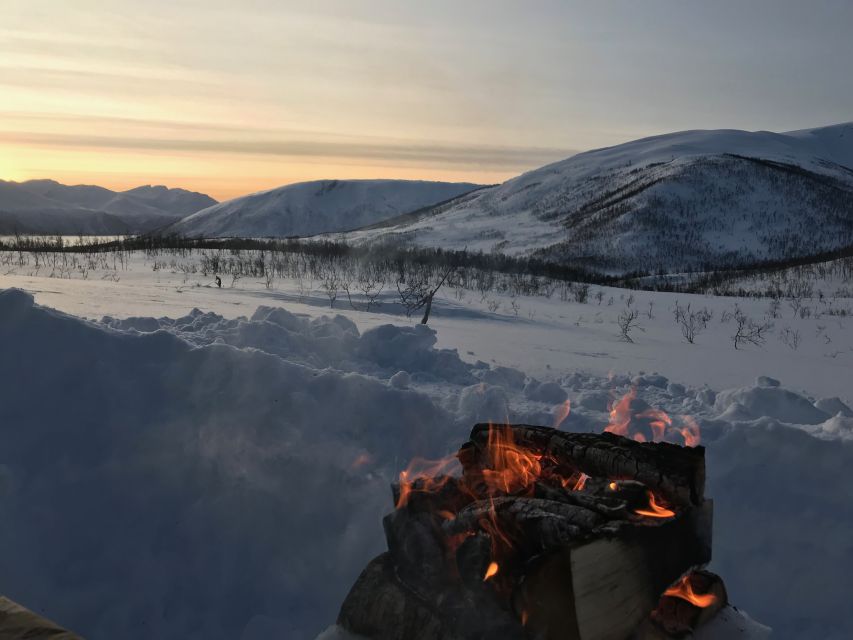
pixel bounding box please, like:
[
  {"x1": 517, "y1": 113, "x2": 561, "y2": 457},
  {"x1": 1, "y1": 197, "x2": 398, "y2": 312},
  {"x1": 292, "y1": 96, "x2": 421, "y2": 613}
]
[
  {"x1": 520, "y1": 610, "x2": 529, "y2": 626},
  {"x1": 480, "y1": 423, "x2": 543, "y2": 496},
  {"x1": 604, "y1": 387, "x2": 636, "y2": 437},
  {"x1": 664, "y1": 574, "x2": 717, "y2": 608},
  {"x1": 483, "y1": 561, "x2": 499, "y2": 581},
  {"x1": 635, "y1": 491, "x2": 676, "y2": 518},
  {"x1": 571, "y1": 472, "x2": 588, "y2": 491},
  {"x1": 608, "y1": 481, "x2": 618, "y2": 491},
  {"x1": 636, "y1": 408, "x2": 672, "y2": 441},
  {"x1": 604, "y1": 388, "x2": 702, "y2": 446},
  {"x1": 396, "y1": 455, "x2": 461, "y2": 509},
  {"x1": 679, "y1": 415, "x2": 702, "y2": 447},
  {"x1": 552, "y1": 399, "x2": 571, "y2": 427}
]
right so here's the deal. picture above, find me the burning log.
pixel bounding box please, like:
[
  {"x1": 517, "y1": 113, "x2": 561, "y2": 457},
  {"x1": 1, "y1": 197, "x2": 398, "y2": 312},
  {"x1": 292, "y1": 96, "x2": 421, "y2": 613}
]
[{"x1": 338, "y1": 423, "x2": 720, "y2": 640}]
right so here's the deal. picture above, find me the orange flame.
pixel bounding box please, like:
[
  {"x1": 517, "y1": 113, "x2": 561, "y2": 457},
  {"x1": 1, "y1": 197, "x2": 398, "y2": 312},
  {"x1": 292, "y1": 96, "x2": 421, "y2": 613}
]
[
  {"x1": 553, "y1": 399, "x2": 571, "y2": 427},
  {"x1": 396, "y1": 455, "x2": 461, "y2": 509},
  {"x1": 604, "y1": 387, "x2": 636, "y2": 437},
  {"x1": 679, "y1": 415, "x2": 702, "y2": 447},
  {"x1": 571, "y1": 472, "x2": 589, "y2": 491},
  {"x1": 520, "y1": 609, "x2": 529, "y2": 626},
  {"x1": 664, "y1": 574, "x2": 717, "y2": 608},
  {"x1": 635, "y1": 491, "x2": 676, "y2": 518},
  {"x1": 604, "y1": 388, "x2": 702, "y2": 447},
  {"x1": 483, "y1": 561, "x2": 499, "y2": 581},
  {"x1": 636, "y1": 408, "x2": 672, "y2": 441},
  {"x1": 480, "y1": 423, "x2": 543, "y2": 496}
]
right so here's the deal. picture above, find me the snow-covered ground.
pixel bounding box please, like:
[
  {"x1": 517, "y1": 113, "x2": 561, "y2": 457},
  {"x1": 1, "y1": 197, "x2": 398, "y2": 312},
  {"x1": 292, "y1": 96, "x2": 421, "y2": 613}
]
[{"x1": 1, "y1": 251, "x2": 852, "y2": 639}]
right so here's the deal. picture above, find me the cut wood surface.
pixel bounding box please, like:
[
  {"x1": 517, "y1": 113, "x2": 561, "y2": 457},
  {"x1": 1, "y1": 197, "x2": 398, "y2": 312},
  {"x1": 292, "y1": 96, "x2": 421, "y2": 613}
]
[{"x1": 0, "y1": 596, "x2": 82, "y2": 640}]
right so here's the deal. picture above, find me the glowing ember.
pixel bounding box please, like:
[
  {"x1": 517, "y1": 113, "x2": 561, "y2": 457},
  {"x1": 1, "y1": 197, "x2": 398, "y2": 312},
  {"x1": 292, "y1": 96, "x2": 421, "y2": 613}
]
[
  {"x1": 608, "y1": 481, "x2": 618, "y2": 491},
  {"x1": 635, "y1": 491, "x2": 676, "y2": 518},
  {"x1": 664, "y1": 574, "x2": 718, "y2": 608},
  {"x1": 571, "y1": 472, "x2": 589, "y2": 491},
  {"x1": 483, "y1": 561, "x2": 499, "y2": 581}
]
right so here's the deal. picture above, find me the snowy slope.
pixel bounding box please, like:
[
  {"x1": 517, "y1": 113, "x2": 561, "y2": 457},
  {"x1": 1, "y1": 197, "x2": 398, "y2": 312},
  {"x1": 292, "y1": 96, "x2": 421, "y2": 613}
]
[
  {"x1": 345, "y1": 123, "x2": 853, "y2": 274},
  {"x1": 169, "y1": 179, "x2": 484, "y2": 238},
  {"x1": 122, "y1": 185, "x2": 217, "y2": 216},
  {"x1": 0, "y1": 180, "x2": 217, "y2": 234}
]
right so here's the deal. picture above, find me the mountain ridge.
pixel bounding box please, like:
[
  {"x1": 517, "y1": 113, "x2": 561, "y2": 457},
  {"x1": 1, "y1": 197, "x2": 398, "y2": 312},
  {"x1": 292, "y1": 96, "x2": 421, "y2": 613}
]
[
  {"x1": 169, "y1": 179, "x2": 485, "y2": 238},
  {"x1": 0, "y1": 180, "x2": 217, "y2": 235},
  {"x1": 340, "y1": 122, "x2": 853, "y2": 274}
]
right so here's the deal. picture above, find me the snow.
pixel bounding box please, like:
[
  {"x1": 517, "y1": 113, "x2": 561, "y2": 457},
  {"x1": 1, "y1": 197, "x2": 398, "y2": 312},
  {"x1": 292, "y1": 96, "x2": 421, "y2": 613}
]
[
  {"x1": 338, "y1": 122, "x2": 853, "y2": 272},
  {"x1": 0, "y1": 179, "x2": 216, "y2": 234},
  {"x1": 1, "y1": 250, "x2": 852, "y2": 639},
  {"x1": 169, "y1": 179, "x2": 484, "y2": 238}
]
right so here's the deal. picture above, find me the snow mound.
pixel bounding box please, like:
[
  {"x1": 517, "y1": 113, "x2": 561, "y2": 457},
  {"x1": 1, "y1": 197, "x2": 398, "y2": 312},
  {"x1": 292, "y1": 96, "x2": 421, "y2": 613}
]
[
  {"x1": 1, "y1": 290, "x2": 851, "y2": 639},
  {"x1": 714, "y1": 384, "x2": 830, "y2": 425}
]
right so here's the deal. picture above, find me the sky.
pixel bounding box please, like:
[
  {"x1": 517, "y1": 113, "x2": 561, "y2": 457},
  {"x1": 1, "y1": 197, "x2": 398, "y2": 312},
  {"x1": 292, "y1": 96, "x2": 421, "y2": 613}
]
[{"x1": 2, "y1": 0, "x2": 852, "y2": 201}]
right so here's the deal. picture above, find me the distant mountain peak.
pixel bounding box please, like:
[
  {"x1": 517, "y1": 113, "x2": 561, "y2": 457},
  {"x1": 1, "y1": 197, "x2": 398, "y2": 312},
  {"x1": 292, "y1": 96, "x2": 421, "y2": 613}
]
[
  {"x1": 0, "y1": 179, "x2": 218, "y2": 235},
  {"x1": 169, "y1": 179, "x2": 484, "y2": 238}
]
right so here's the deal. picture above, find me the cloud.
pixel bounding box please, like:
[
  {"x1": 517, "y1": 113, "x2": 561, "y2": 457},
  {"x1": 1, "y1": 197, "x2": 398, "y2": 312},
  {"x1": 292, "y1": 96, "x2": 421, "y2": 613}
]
[{"x1": 0, "y1": 129, "x2": 574, "y2": 171}]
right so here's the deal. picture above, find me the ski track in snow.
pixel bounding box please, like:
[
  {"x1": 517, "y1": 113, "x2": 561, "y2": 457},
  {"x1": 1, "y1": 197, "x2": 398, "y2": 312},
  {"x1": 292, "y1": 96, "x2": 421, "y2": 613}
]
[{"x1": 0, "y1": 256, "x2": 852, "y2": 639}]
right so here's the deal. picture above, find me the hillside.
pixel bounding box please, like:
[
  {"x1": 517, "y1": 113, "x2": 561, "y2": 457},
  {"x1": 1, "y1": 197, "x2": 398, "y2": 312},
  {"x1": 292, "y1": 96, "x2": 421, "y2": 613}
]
[
  {"x1": 345, "y1": 123, "x2": 853, "y2": 274},
  {"x1": 168, "y1": 179, "x2": 484, "y2": 238},
  {"x1": 0, "y1": 180, "x2": 217, "y2": 235}
]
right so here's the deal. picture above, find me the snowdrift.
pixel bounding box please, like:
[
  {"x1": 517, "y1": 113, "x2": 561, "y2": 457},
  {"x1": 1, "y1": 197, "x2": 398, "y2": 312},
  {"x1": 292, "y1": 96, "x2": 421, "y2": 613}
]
[{"x1": 0, "y1": 289, "x2": 851, "y2": 639}]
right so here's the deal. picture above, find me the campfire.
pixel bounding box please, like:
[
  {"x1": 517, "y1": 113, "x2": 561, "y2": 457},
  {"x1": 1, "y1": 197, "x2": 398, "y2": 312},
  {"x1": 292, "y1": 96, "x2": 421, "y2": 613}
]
[{"x1": 338, "y1": 400, "x2": 727, "y2": 640}]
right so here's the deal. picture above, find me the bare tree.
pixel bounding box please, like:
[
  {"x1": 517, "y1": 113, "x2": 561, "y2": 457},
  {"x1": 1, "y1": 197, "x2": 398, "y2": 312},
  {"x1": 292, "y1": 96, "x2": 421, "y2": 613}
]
[
  {"x1": 396, "y1": 263, "x2": 457, "y2": 324},
  {"x1": 779, "y1": 326, "x2": 802, "y2": 350},
  {"x1": 357, "y1": 262, "x2": 386, "y2": 311},
  {"x1": 732, "y1": 309, "x2": 772, "y2": 349},
  {"x1": 674, "y1": 301, "x2": 713, "y2": 344},
  {"x1": 617, "y1": 307, "x2": 641, "y2": 343},
  {"x1": 320, "y1": 262, "x2": 340, "y2": 308}
]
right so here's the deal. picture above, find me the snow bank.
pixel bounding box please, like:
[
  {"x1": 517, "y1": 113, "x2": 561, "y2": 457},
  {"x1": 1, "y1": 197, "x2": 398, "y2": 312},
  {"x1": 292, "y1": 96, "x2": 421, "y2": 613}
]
[{"x1": 1, "y1": 289, "x2": 851, "y2": 639}]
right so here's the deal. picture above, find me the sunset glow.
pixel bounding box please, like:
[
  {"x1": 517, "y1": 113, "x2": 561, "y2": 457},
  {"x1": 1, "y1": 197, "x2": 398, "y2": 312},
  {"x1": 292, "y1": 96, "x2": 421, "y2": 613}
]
[{"x1": 2, "y1": 1, "x2": 851, "y2": 200}]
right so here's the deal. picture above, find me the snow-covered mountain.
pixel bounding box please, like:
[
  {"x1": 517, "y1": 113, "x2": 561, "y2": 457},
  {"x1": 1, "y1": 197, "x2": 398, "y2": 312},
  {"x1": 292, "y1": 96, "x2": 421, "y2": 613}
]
[
  {"x1": 169, "y1": 179, "x2": 484, "y2": 238},
  {"x1": 346, "y1": 123, "x2": 853, "y2": 274},
  {"x1": 0, "y1": 180, "x2": 217, "y2": 235}
]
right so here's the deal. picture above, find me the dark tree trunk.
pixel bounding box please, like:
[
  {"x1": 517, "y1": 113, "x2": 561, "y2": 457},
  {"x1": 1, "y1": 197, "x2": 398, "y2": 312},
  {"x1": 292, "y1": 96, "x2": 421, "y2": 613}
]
[{"x1": 421, "y1": 293, "x2": 434, "y2": 324}]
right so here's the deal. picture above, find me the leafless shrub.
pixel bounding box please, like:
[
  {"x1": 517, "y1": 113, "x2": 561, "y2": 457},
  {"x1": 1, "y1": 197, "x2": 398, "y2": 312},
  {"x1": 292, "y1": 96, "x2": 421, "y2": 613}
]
[
  {"x1": 674, "y1": 301, "x2": 713, "y2": 344},
  {"x1": 779, "y1": 326, "x2": 802, "y2": 350},
  {"x1": 617, "y1": 307, "x2": 641, "y2": 343},
  {"x1": 732, "y1": 309, "x2": 772, "y2": 349}
]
